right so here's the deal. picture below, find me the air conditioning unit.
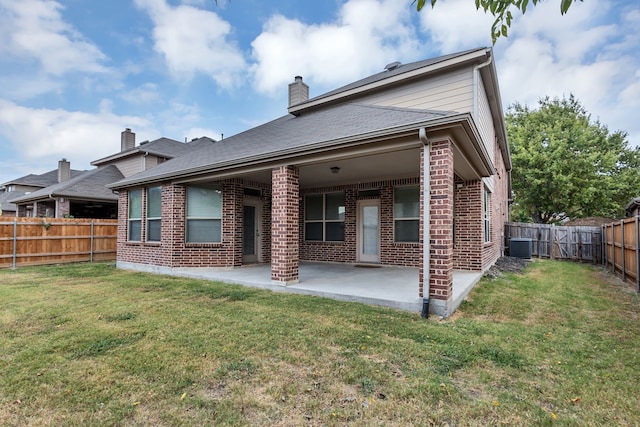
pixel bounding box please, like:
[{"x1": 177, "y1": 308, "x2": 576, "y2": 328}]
[{"x1": 510, "y1": 238, "x2": 532, "y2": 259}]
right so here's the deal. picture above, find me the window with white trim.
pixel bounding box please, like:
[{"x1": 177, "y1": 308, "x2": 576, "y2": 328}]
[
  {"x1": 128, "y1": 189, "x2": 142, "y2": 241},
  {"x1": 394, "y1": 186, "x2": 419, "y2": 243},
  {"x1": 146, "y1": 186, "x2": 162, "y2": 242},
  {"x1": 186, "y1": 186, "x2": 222, "y2": 243},
  {"x1": 304, "y1": 192, "x2": 345, "y2": 241},
  {"x1": 483, "y1": 188, "x2": 491, "y2": 243}
]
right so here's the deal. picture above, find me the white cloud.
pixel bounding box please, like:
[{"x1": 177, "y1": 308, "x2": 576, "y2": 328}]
[
  {"x1": 134, "y1": 0, "x2": 246, "y2": 88},
  {"x1": 0, "y1": 0, "x2": 108, "y2": 75},
  {"x1": 418, "y1": 0, "x2": 494, "y2": 52},
  {"x1": 121, "y1": 83, "x2": 162, "y2": 105},
  {"x1": 250, "y1": 0, "x2": 421, "y2": 95},
  {"x1": 0, "y1": 100, "x2": 152, "y2": 169}
]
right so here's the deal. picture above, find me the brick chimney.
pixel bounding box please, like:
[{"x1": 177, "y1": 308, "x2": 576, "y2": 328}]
[
  {"x1": 121, "y1": 128, "x2": 135, "y2": 151},
  {"x1": 288, "y1": 76, "x2": 309, "y2": 108},
  {"x1": 58, "y1": 158, "x2": 71, "y2": 183}
]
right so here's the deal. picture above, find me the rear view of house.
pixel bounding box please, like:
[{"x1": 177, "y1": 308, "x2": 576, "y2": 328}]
[{"x1": 110, "y1": 47, "x2": 511, "y2": 317}]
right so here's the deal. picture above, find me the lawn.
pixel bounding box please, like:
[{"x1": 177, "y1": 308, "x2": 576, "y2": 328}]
[{"x1": 1, "y1": 260, "x2": 639, "y2": 426}]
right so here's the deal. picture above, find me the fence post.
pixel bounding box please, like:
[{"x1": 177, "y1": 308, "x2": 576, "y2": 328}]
[
  {"x1": 621, "y1": 220, "x2": 626, "y2": 282},
  {"x1": 90, "y1": 221, "x2": 95, "y2": 263},
  {"x1": 12, "y1": 219, "x2": 17, "y2": 269},
  {"x1": 550, "y1": 225, "x2": 555, "y2": 260},
  {"x1": 612, "y1": 223, "x2": 616, "y2": 273},
  {"x1": 636, "y1": 215, "x2": 640, "y2": 292}
]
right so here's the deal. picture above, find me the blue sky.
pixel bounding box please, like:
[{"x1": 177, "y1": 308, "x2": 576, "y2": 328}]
[{"x1": 0, "y1": 0, "x2": 638, "y2": 186}]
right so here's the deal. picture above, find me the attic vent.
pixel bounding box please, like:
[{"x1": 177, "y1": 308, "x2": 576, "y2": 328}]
[{"x1": 384, "y1": 61, "x2": 401, "y2": 71}]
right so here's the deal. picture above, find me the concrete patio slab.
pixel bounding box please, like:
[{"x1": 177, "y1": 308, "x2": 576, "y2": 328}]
[{"x1": 118, "y1": 261, "x2": 484, "y2": 316}]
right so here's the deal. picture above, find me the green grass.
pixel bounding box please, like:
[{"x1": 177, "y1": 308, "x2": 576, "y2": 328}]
[{"x1": 1, "y1": 260, "x2": 639, "y2": 426}]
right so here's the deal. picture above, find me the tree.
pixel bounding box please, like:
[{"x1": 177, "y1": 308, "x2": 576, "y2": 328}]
[
  {"x1": 506, "y1": 95, "x2": 640, "y2": 224},
  {"x1": 415, "y1": 0, "x2": 582, "y2": 43}
]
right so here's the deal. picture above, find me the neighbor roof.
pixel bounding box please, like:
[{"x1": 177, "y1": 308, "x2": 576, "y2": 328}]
[
  {"x1": 0, "y1": 190, "x2": 27, "y2": 212},
  {"x1": 2, "y1": 168, "x2": 84, "y2": 188},
  {"x1": 91, "y1": 136, "x2": 216, "y2": 166},
  {"x1": 110, "y1": 103, "x2": 458, "y2": 189},
  {"x1": 10, "y1": 165, "x2": 124, "y2": 204}
]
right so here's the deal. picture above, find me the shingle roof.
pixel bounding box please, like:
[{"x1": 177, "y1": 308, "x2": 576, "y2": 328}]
[
  {"x1": 3, "y1": 168, "x2": 84, "y2": 188},
  {"x1": 10, "y1": 165, "x2": 124, "y2": 203},
  {"x1": 91, "y1": 136, "x2": 216, "y2": 166},
  {"x1": 0, "y1": 190, "x2": 26, "y2": 212},
  {"x1": 111, "y1": 103, "x2": 457, "y2": 188}
]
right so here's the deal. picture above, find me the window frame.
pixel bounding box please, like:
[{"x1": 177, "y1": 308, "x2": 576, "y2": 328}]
[
  {"x1": 185, "y1": 185, "x2": 223, "y2": 243},
  {"x1": 128, "y1": 189, "x2": 142, "y2": 242},
  {"x1": 146, "y1": 186, "x2": 162, "y2": 242},
  {"x1": 304, "y1": 192, "x2": 345, "y2": 242},
  {"x1": 483, "y1": 187, "x2": 491, "y2": 243},
  {"x1": 393, "y1": 185, "x2": 420, "y2": 243}
]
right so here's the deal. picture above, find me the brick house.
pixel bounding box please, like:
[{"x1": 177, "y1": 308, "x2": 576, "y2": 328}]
[{"x1": 110, "y1": 47, "x2": 512, "y2": 317}]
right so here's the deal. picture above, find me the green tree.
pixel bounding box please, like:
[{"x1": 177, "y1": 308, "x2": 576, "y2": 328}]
[
  {"x1": 415, "y1": 0, "x2": 582, "y2": 43},
  {"x1": 506, "y1": 95, "x2": 640, "y2": 224}
]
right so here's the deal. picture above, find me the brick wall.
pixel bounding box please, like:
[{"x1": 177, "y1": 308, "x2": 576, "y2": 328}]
[
  {"x1": 453, "y1": 179, "x2": 483, "y2": 270},
  {"x1": 299, "y1": 178, "x2": 421, "y2": 267},
  {"x1": 426, "y1": 139, "x2": 454, "y2": 301},
  {"x1": 482, "y1": 137, "x2": 510, "y2": 267},
  {"x1": 271, "y1": 166, "x2": 300, "y2": 282}
]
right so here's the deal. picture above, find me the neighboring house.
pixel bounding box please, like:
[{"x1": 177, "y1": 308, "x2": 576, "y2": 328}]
[
  {"x1": 10, "y1": 130, "x2": 216, "y2": 219},
  {"x1": 110, "y1": 47, "x2": 512, "y2": 317},
  {"x1": 625, "y1": 197, "x2": 640, "y2": 217},
  {"x1": 0, "y1": 163, "x2": 84, "y2": 217},
  {"x1": 91, "y1": 128, "x2": 216, "y2": 178}
]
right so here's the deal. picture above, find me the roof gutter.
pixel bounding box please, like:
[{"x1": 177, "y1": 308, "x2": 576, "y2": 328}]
[{"x1": 473, "y1": 50, "x2": 493, "y2": 119}]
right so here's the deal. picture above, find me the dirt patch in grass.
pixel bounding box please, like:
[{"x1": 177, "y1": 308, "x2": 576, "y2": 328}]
[{"x1": 484, "y1": 256, "x2": 531, "y2": 279}]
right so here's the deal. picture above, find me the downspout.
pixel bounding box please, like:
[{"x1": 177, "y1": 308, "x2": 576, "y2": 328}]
[
  {"x1": 472, "y1": 50, "x2": 493, "y2": 119},
  {"x1": 419, "y1": 127, "x2": 430, "y2": 318}
]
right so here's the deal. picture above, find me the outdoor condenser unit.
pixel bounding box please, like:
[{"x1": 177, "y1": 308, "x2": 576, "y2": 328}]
[{"x1": 510, "y1": 238, "x2": 532, "y2": 259}]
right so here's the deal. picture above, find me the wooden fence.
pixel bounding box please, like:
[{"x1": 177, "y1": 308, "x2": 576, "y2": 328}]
[
  {"x1": 0, "y1": 217, "x2": 117, "y2": 268},
  {"x1": 602, "y1": 218, "x2": 640, "y2": 292},
  {"x1": 505, "y1": 222, "x2": 602, "y2": 263}
]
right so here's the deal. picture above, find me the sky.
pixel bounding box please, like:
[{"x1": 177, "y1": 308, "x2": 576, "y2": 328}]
[{"x1": 0, "y1": 0, "x2": 638, "y2": 186}]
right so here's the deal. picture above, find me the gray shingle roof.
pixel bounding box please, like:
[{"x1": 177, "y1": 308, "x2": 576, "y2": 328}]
[
  {"x1": 10, "y1": 165, "x2": 124, "y2": 203},
  {"x1": 91, "y1": 136, "x2": 216, "y2": 166},
  {"x1": 0, "y1": 190, "x2": 27, "y2": 212},
  {"x1": 111, "y1": 103, "x2": 456, "y2": 188},
  {"x1": 3, "y1": 168, "x2": 84, "y2": 188}
]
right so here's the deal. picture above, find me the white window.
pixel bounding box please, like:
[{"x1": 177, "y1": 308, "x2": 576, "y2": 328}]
[
  {"x1": 483, "y1": 188, "x2": 491, "y2": 243},
  {"x1": 304, "y1": 192, "x2": 345, "y2": 241},
  {"x1": 128, "y1": 189, "x2": 142, "y2": 241},
  {"x1": 146, "y1": 186, "x2": 162, "y2": 242},
  {"x1": 394, "y1": 186, "x2": 419, "y2": 243},
  {"x1": 186, "y1": 186, "x2": 222, "y2": 243}
]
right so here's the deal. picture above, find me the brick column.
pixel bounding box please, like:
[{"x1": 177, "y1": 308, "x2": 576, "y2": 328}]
[
  {"x1": 271, "y1": 166, "x2": 299, "y2": 284},
  {"x1": 428, "y1": 140, "x2": 454, "y2": 311}
]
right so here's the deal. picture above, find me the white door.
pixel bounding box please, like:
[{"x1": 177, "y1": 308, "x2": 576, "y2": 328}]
[
  {"x1": 243, "y1": 201, "x2": 261, "y2": 263},
  {"x1": 358, "y1": 199, "x2": 380, "y2": 263}
]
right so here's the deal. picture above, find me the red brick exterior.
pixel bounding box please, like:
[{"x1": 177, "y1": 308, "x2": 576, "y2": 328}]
[
  {"x1": 117, "y1": 180, "x2": 270, "y2": 268},
  {"x1": 452, "y1": 136, "x2": 509, "y2": 271},
  {"x1": 271, "y1": 166, "x2": 299, "y2": 283},
  {"x1": 115, "y1": 136, "x2": 509, "y2": 306},
  {"x1": 423, "y1": 139, "x2": 454, "y2": 301},
  {"x1": 299, "y1": 178, "x2": 421, "y2": 267}
]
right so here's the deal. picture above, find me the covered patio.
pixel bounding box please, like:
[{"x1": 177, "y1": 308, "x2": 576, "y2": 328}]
[{"x1": 129, "y1": 262, "x2": 484, "y2": 315}]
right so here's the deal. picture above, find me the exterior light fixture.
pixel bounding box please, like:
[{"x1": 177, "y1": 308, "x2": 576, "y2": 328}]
[{"x1": 330, "y1": 167, "x2": 340, "y2": 174}]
